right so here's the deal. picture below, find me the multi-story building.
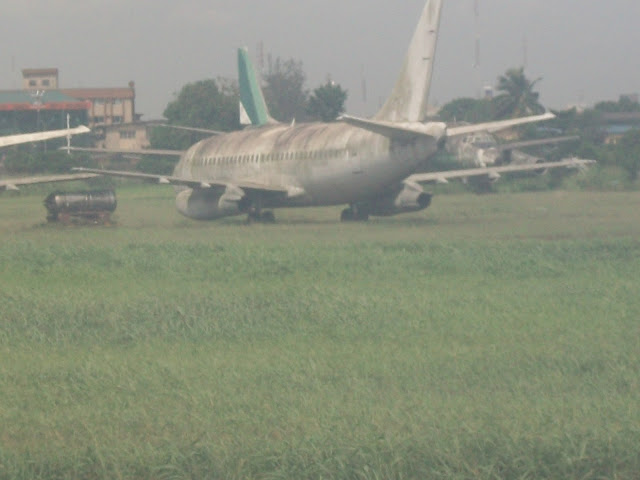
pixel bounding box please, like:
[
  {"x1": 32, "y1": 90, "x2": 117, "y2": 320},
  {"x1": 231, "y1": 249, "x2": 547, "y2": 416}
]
[
  {"x1": 19, "y1": 67, "x2": 139, "y2": 128},
  {"x1": 0, "y1": 68, "x2": 155, "y2": 151},
  {"x1": 61, "y1": 83, "x2": 139, "y2": 127}
]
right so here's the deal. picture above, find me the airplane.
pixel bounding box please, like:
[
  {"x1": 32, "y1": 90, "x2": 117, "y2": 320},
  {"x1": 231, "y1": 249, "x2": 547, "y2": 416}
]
[
  {"x1": 73, "y1": 0, "x2": 593, "y2": 223},
  {"x1": 443, "y1": 131, "x2": 581, "y2": 169},
  {"x1": 236, "y1": 48, "x2": 592, "y2": 189},
  {"x1": 0, "y1": 124, "x2": 95, "y2": 191}
]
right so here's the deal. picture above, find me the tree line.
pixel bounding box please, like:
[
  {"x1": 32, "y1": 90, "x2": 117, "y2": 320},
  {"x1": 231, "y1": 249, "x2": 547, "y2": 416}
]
[
  {"x1": 437, "y1": 67, "x2": 640, "y2": 182},
  {"x1": 2, "y1": 61, "x2": 639, "y2": 184}
]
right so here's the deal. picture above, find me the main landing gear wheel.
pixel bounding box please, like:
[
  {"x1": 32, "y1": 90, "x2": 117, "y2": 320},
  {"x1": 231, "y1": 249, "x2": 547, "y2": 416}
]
[
  {"x1": 261, "y1": 211, "x2": 276, "y2": 223},
  {"x1": 248, "y1": 210, "x2": 276, "y2": 223},
  {"x1": 340, "y1": 205, "x2": 369, "y2": 222}
]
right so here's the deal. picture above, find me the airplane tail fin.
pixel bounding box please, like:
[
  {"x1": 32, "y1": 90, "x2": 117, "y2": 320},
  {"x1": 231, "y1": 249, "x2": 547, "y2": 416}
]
[
  {"x1": 238, "y1": 47, "x2": 277, "y2": 126},
  {"x1": 374, "y1": 0, "x2": 443, "y2": 123}
]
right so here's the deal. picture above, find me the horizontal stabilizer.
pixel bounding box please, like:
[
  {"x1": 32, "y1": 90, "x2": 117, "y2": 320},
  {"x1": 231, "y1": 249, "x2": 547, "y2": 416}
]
[
  {"x1": 339, "y1": 115, "x2": 446, "y2": 142},
  {"x1": 340, "y1": 111, "x2": 555, "y2": 144},
  {"x1": 447, "y1": 112, "x2": 555, "y2": 137}
]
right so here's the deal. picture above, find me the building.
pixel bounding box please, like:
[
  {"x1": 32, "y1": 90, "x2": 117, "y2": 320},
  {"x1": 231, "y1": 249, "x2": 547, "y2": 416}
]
[
  {"x1": 0, "y1": 89, "x2": 89, "y2": 133},
  {"x1": 603, "y1": 112, "x2": 640, "y2": 145},
  {"x1": 19, "y1": 67, "x2": 139, "y2": 128},
  {"x1": 94, "y1": 121, "x2": 159, "y2": 150},
  {"x1": 61, "y1": 83, "x2": 139, "y2": 127},
  {"x1": 0, "y1": 68, "x2": 152, "y2": 151},
  {"x1": 22, "y1": 68, "x2": 59, "y2": 90}
]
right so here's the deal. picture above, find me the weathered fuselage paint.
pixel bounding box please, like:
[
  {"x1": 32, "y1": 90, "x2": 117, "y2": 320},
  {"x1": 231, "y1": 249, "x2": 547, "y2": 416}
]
[{"x1": 172, "y1": 121, "x2": 441, "y2": 211}]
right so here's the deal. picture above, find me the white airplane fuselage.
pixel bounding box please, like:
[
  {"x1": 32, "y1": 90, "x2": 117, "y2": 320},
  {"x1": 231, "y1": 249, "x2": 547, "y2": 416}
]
[{"x1": 172, "y1": 121, "x2": 441, "y2": 218}]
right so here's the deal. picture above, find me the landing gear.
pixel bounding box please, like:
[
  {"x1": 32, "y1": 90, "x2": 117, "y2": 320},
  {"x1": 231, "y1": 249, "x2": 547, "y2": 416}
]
[
  {"x1": 247, "y1": 210, "x2": 276, "y2": 223},
  {"x1": 261, "y1": 211, "x2": 276, "y2": 223},
  {"x1": 340, "y1": 204, "x2": 370, "y2": 222},
  {"x1": 340, "y1": 208, "x2": 353, "y2": 222}
]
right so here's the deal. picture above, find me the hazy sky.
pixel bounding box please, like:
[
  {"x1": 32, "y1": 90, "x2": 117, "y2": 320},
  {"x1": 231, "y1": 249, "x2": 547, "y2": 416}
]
[{"x1": 1, "y1": 0, "x2": 638, "y2": 119}]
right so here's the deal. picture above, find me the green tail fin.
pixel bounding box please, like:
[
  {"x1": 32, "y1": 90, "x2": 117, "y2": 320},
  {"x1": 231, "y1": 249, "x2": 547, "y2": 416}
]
[{"x1": 238, "y1": 47, "x2": 273, "y2": 126}]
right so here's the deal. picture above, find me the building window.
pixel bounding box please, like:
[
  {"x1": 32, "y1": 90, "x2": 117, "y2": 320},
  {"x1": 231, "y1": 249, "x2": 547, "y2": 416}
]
[
  {"x1": 42, "y1": 79, "x2": 50, "y2": 86},
  {"x1": 92, "y1": 116, "x2": 105, "y2": 124},
  {"x1": 113, "y1": 116, "x2": 123, "y2": 123},
  {"x1": 119, "y1": 130, "x2": 136, "y2": 139},
  {"x1": 113, "y1": 99, "x2": 123, "y2": 105},
  {"x1": 29, "y1": 80, "x2": 37, "y2": 87}
]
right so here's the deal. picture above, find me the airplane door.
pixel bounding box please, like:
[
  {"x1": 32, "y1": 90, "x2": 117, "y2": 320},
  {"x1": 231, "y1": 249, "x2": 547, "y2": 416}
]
[{"x1": 347, "y1": 149, "x2": 363, "y2": 175}]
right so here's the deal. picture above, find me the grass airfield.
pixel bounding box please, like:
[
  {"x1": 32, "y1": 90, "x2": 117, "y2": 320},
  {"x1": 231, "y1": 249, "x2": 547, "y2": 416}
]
[{"x1": 1, "y1": 185, "x2": 639, "y2": 479}]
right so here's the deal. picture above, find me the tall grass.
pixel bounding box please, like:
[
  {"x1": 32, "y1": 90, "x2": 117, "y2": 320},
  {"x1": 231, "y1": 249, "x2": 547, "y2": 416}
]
[{"x1": 1, "y1": 186, "x2": 639, "y2": 479}]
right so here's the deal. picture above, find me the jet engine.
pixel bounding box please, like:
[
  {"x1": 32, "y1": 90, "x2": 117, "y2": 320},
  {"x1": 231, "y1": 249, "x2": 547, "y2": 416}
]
[
  {"x1": 44, "y1": 190, "x2": 117, "y2": 223},
  {"x1": 367, "y1": 181, "x2": 432, "y2": 216},
  {"x1": 175, "y1": 185, "x2": 245, "y2": 220}
]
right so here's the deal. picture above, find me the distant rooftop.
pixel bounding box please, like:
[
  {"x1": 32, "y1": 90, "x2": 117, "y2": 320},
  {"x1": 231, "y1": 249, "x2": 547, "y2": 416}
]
[
  {"x1": 61, "y1": 86, "x2": 135, "y2": 100},
  {"x1": 22, "y1": 68, "x2": 58, "y2": 76},
  {"x1": 0, "y1": 90, "x2": 89, "y2": 111},
  {"x1": 603, "y1": 112, "x2": 640, "y2": 123}
]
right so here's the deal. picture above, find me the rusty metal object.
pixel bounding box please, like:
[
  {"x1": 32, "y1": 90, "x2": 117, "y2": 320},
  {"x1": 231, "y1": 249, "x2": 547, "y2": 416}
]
[{"x1": 44, "y1": 190, "x2": 117, "y2": 224}]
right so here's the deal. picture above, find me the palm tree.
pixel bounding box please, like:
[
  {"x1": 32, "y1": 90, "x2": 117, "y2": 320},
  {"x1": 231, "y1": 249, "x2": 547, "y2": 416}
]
[{"x1": 493, "y1": 67, "x2": 545, "y2": 119}]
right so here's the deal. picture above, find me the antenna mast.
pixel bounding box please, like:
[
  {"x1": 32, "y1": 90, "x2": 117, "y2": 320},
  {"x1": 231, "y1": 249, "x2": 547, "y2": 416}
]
[
  {"x1": 473, "y1": 0, "x2": 480, "y2": 69},
  {"x1": 473, "y1": 0, "x2": 483, "y2": 98}
]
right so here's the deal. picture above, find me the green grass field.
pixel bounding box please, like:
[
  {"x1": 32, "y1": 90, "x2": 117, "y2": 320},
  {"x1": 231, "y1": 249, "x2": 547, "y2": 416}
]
[{"x1": 1, "y1": 185, "x2": 640, "y2": 479}]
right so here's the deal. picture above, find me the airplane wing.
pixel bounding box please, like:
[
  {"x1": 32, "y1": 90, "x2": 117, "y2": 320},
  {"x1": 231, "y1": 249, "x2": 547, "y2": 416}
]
[
  {"x1": 446, "y1": 112, "x2": 555, "y2": 137},
  {"x1": 1, "y1": 173, "x2": 98, "y2": 191},
  {"x1": 71, "y1": 167, "x2": 302, "y2": 197},
  {"x1": 62, "y1": 146, "x2": 184, "y2": 157},
  {"x1": 407, "y1": 158, "x2": 595, "y2": 184},
  {"x1": 0, "y1": 126, "x2": 90, "y2": 148}
]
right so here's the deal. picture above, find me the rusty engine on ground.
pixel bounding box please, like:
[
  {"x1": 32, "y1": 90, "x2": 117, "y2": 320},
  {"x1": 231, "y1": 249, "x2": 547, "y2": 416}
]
[{"x1": 44, "y1": 190, "x2": 117, "y2": 224}]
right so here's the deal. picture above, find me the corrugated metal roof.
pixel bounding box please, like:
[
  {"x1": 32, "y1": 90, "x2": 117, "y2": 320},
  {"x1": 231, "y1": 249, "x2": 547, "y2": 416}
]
[
  {"x1": 22, "y1": 68, "x2": 58, "y2": 76},
  {"x1": 0, "y1": 90, "x2": 90, "y2": 111},
  {"x1": 0, "y1": 90, "x2": 83, "y2": 103}
]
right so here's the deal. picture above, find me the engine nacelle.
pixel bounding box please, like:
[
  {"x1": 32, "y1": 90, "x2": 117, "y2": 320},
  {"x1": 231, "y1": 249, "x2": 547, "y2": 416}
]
[
  {"x1": 175, "y1": 186, "x2": 244, "y2": 220},
  {"x1": 44, "y1": 190, "x2": 117, "y2": 222},
  {"x1": 368, "y1": 181, "x2": 432, "y2": 216},
  {"x1": 44, "y1": 190, "x2": 117, "y2": 216}
]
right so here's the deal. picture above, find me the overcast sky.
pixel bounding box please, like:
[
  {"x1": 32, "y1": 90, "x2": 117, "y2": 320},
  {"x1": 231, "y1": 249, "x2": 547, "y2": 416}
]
[{"x1": 1, "y1": 0, "x2": 638, "y2": 119}]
